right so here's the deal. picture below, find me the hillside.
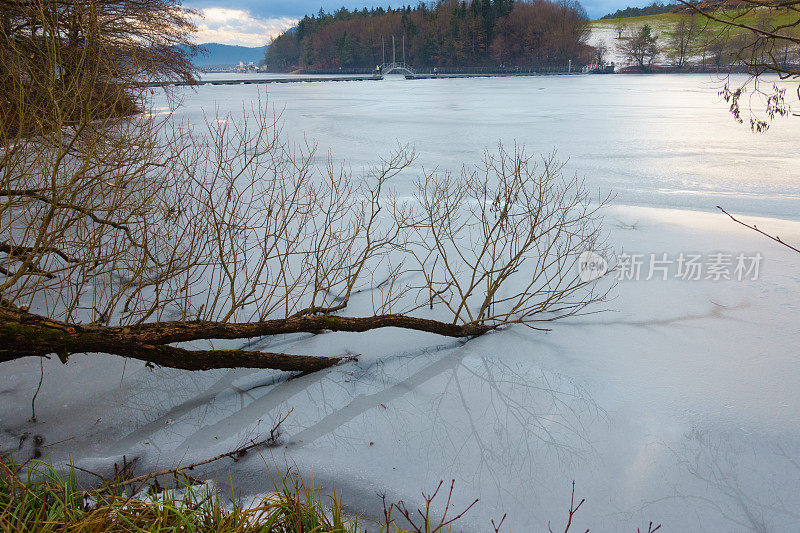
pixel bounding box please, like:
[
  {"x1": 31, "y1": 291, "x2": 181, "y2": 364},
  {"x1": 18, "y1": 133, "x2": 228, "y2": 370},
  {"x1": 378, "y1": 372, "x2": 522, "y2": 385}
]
[
  {"x1": 592, "y1": 7, "x2": 798, "y2": 29},
  {"x1": 590, "y1": 12, "x2": 689, "y2": 35},
  {"x1": 589, "y1": 8, "x2": 798, "y2": 69},
  {"x1": 192, "y1": 43, "x2": 267, "y2": 66},
  {"x1": 265, "y1": 1, "x2": 593, "y2": 71},
  {"x1": 600, "y1": 2, "x2": 680, "y2": 19}
]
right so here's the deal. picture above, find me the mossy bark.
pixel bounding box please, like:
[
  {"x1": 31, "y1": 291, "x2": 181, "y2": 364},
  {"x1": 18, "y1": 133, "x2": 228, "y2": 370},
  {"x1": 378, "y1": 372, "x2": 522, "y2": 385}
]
[{"x1": 0, "y1": 305, "x2": 492, "y2": 372}]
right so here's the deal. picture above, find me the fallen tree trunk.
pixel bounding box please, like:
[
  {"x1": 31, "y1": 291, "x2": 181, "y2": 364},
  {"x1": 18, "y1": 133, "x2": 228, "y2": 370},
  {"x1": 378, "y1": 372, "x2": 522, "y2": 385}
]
[{"x1": 0, "y1": 304, "x2": 493, "y2": 372}]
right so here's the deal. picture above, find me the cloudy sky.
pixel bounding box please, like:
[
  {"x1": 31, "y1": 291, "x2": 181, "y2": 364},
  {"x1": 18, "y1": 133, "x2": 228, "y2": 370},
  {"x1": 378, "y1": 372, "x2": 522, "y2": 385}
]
[{"x1": 186, "y1": 0, "x2": 647, "y2": 47}]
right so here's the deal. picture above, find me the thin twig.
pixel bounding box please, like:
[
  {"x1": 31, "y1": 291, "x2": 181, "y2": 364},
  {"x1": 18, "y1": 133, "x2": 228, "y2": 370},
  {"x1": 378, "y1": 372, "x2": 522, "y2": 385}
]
[
  {"x1": 549, "y1": 480, "x2": 588, "y2": 533},
  {"x1": 112, "y1": 408, "x2": 292, "y2": 490},
  {"x1": 29, "y1": 358, "x2": 44, "y2": 422},
  {"x1": 718, "y1": 206, "x2": 800, "y2": 254}
]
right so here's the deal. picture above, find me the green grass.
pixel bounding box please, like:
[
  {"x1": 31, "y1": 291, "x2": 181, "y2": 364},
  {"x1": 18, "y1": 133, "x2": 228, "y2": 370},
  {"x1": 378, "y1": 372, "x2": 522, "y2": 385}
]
[
  {"x1": 592, "y1": 7, "x2": 799, "y2": 31},
  {"x1": 593, "y1": 11, "x2": 686, "y2": 26},
  {"x1": 591, "y1": 7, "x2": 799, "y2": 67},
  {"x1": 0, "y1": 457, "x2": 363, "y2": 532},
  {"x1": 0, "y1": 456, "x2": 663, "y2": 531}
]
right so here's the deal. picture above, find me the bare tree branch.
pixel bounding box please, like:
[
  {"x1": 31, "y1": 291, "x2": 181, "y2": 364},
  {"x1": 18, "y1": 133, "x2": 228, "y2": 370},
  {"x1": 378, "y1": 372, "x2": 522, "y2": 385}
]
[{"x1": 717, "y1": 205, "x2": 800, "y2": 254}]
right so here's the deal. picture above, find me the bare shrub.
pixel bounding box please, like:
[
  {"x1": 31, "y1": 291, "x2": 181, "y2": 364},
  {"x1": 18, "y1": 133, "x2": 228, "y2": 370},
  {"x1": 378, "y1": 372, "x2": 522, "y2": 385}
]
[
  {"x1": 405, "y1": 145, "x2": 609, "y2": 329},
  {"x1": 1, "y1": 94, "x2": 611, "y2": 371}
]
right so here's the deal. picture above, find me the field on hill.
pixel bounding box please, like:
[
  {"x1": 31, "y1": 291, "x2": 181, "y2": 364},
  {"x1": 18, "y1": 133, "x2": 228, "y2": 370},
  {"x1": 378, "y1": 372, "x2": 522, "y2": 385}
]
[
  {"x1": 589, "y1": 7, "x2": 798, "y2": 67},
  {"x1": 593, "y1": 7, "x2": 798, "y2": 35}
]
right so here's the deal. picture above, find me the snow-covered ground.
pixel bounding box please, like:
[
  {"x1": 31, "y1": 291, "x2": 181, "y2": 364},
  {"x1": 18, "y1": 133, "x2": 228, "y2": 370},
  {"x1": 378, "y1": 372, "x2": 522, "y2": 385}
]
[
  {"x1": 2, "y1": 75, "x2": 800, "y2": 531},
  {"x1": 588, "y1": 21, "x2": 728, "y2": 69},
  {"x1": 588, "y1": 24, "x2": 631, "y2": 67}
]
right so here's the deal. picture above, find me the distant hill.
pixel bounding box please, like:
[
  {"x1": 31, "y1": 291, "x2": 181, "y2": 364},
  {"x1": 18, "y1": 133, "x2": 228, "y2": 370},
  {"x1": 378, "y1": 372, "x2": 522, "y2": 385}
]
[
  {"x1": 600, "y1": 2, "x2": 679, "y2": 19},
  {"x1": 191, "y1": 43, "x2": 267, "y2": 66},
  {"x1": 265, "y1": 3, "x2": 592, "y2": 71}
]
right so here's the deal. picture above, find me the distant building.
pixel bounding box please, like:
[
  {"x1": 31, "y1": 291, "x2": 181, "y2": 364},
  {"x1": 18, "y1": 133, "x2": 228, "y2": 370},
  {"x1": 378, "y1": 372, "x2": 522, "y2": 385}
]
[{"x1": 236, "y1": 61, "x2": 259, "y2": 73}]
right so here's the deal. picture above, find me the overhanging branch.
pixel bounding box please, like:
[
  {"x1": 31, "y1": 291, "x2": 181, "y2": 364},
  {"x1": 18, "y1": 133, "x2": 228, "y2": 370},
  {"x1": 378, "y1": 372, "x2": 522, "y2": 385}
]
[{"x1": 0, "y1": 304, "x2": 492, "y2": 373}]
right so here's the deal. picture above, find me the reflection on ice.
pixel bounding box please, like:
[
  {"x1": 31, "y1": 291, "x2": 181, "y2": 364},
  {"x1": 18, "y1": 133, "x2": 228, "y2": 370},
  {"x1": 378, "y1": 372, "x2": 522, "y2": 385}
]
[
  {"x1": 99, "y1": 342, "x2": 603, "y2": 528},
  {"x1": 645, "y1": 430, "x2": 800, "y2": 532}
]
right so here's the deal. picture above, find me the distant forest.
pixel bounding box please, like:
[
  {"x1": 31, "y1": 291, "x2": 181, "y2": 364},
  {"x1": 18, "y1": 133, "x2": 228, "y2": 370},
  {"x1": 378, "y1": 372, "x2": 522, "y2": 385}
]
[
  {"x1": 600, "y1": 2, "x2": 679, "y2": 19},
  {"x1": 264, "y1": 0, "x2": 594, "y2": 71}
]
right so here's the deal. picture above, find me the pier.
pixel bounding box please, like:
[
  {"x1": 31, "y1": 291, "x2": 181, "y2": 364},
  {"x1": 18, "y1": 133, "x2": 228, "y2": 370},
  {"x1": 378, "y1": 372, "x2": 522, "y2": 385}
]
[
  {"x1": 404, "y1": 70, "x2": 583, "y2": 80},
  {"x1": 146, "y1": 74, "x2": 383, "y2": 88},
  {"x1": 147, "y1": 68, "x2": 588, "y2": 88}
]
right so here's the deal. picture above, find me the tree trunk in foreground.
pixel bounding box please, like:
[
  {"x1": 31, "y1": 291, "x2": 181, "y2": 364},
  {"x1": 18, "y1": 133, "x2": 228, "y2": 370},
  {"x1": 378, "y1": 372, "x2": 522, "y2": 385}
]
[{"x1": 0, "y1": 305, "x2": 492, "y2": 372}]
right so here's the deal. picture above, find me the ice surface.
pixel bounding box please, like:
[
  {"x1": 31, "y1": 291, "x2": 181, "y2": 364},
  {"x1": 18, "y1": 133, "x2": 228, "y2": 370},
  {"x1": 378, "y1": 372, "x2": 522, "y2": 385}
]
[
  {"x1": 2, "y1": 75, "x2": 800, "y2": 532},
  {"x1": 167, "y1": 73, "x2": 800, "y2": 221}
]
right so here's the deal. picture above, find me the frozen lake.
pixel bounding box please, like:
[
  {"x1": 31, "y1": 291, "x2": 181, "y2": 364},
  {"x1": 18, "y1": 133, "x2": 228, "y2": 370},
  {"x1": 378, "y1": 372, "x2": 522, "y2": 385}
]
[
  {"x1": 178, "y1": 73, "x2": 800, "y2": 220},
  {"x1": 3, "y1": 74, "x2": 800, "y2": 532}
]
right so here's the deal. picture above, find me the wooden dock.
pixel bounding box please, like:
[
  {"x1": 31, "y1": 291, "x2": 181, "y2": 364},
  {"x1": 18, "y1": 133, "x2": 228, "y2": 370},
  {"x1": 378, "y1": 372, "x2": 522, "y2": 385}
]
[
  {"x1": 146, "y1": 75, "x2": 383, "y2": 88},
  {"x1": 405, "y1": 71, "x2": 582, "y2": 80},
  {"x1": 147, "y1": 70, "x2": 588, "y2": 88}
]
